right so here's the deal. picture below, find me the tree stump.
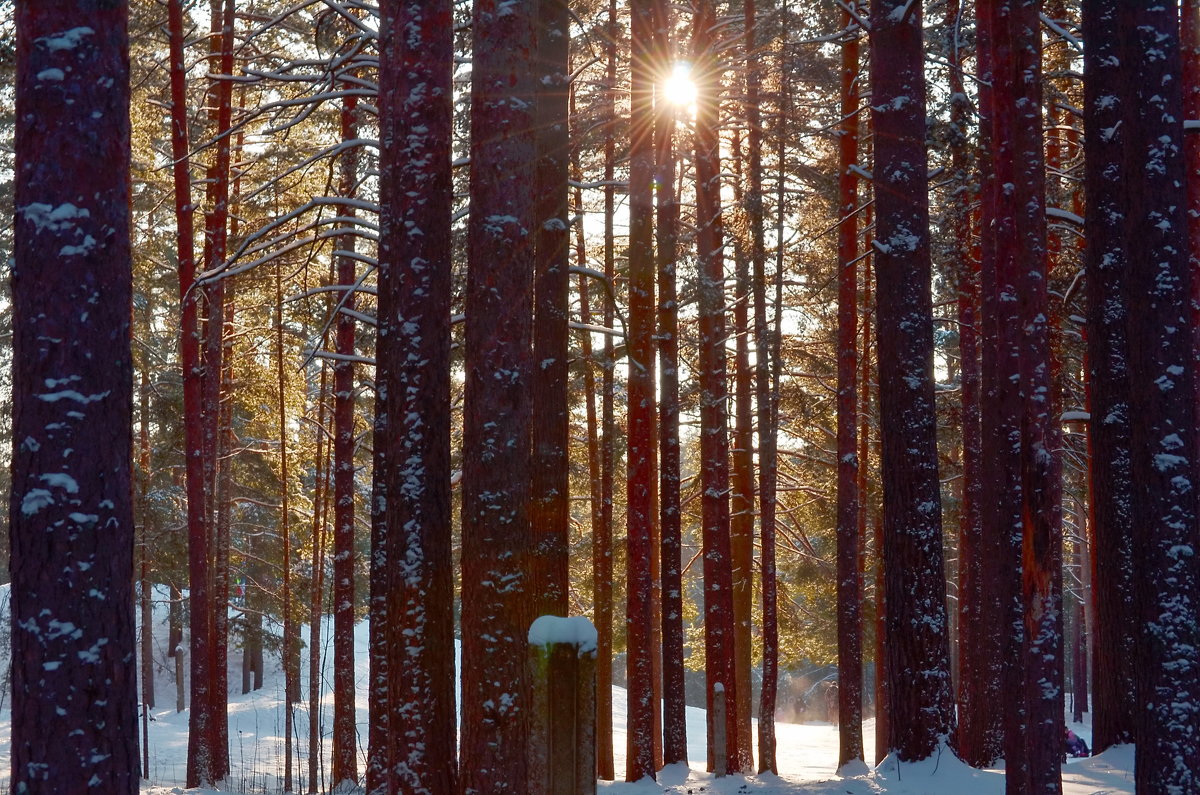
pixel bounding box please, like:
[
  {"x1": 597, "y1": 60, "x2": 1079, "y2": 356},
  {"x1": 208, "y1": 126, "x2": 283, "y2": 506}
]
[
  {"x1": 713, "y1": 682, "x2": 728, "y2": 776},
  {"x1": 528, "y1": 615, "x2": 598, "y2": 795}
]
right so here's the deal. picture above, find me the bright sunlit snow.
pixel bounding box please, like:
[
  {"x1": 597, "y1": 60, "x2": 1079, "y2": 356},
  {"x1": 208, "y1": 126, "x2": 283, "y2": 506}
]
[{"x1": 0, "y1": 586, "x2": 1135, "y2": 794}]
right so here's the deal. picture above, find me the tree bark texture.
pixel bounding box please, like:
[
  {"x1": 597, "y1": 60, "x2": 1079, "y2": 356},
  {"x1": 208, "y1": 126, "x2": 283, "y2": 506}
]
[
  {"x1": 1118, "y1": 6, "x2": 1200, "y2": 791},
  {"x1": 977, "y1": 3, "x2": 1027, "y2": 782},
  {"x1": 331, "y1": 81, "x2": 360, "y2": 791},
  {"x1": 596, "y1": 1, "x2": 618, "y2": 776},
  {"x1": 948, "y1": 0, "x2": 990, "y2": 771},
  {"x1": 198, "y1": 0, "x2": 235, "y2": 772},
  {"x1": 1002, "y1": 4, "x2": 1064, "y2": 791},
  {"x1": 868, "y1": 0, "x2": 956, "y2": 762},
  {"x1": 1080, "y1": 0, "x2": 1138, "y2": 754},
  {"x1": 625, "y1": 0, "x2": 658, "y2": 782},
  {"x1": 530, "y1": 0, "x2": 572, "y2": 619},
  {"x1": 654, "y1": 0, "x2": 687, "y2": 769},
  {"x1": 835, "y1": 8, "x2": 864, "y2": 770},
  {"x1": 460, "y1": 0, "x2": 537, "y2": 790},
  {"x1": 694, "y1": 0, "x2": 739, "y2": 772},
  {"x1": 367, "y1": 2, "x2": 457, "y2": 793},
  {"x1": 11, "y1": 3, "x2": 139, "y2": 791}
]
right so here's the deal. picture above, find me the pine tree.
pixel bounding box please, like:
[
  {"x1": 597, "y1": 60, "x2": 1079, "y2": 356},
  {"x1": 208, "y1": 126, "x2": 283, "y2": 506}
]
[
  {"x1": 11, "y1": 2, "x2": 139, "y2": 790},
  {"x1": 868, "y1": 0, "x2": 956, "y2": 761}
]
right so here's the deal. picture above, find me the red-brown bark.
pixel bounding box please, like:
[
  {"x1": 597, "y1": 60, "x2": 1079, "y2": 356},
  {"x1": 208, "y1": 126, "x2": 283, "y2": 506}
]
[
  {"x1": 167, "y1": 0, "x2": 216, "y2": 782},
  {"x1": 729, "y1": 143, "x2": 756, "y2": 777},
  {"x1": 331, "y1": 80, "x2": 360, "y2": 791},
  {"x1": 868, "y1": 0, "x2": 956, "y2": 761},
  {"x1": 459, "y1": 0, "x2": 538, "y2": 790},
  {"x1": 976, "y1": 3, "x2": 1026, "y2": 781},
  {"x1": 1080, "y1": 0, "x2": 1137, "y2": 754},
  {"x1": 530, "y1": 0, "x2": 572, "y2": 619},
  {"x1": 1004, "y1": 4, "x2": 1064, "y2": 791},
  {"x1": 626, "y1": 0, "x2": 658, "y2": 781},
  {"x1": 693, "y1": 0, "x2": 739, "y2": 772},
  {"x1": 11, "y1": 4, "x2": 138, "y2": 790},
  {"x1": 367, "y1": 2, "x2": 457, "y2": 793},
  {"x1": 654, "y1": 0, "x2": 687, "y2": 769},
  {"x1": 834, "y1": 7, "x2": 864, "y2": 770},
  {"x1": 199, "y1": 1, "x2": 235, "y2": 777}
]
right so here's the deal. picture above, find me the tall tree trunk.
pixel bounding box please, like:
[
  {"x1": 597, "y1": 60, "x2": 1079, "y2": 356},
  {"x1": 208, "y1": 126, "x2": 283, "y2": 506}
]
[
  {"x1": 729, "y1": 144, "x2": 757, "y2": 779},
  {"x1": 1118, "y1": 6, "x2": 1200, "y2": 791},
  {"x1": 196, "y1": 0, "x2": 237, "y2": 780},
  {"x1": 976, "y1": 2, "x2": 1027, "y2": 780},
  {"x1": 213, "y1": 297, "x2": 234, "y2": 782},
  {"x1": 10, "y1": 4, "x2": 138, "y2": 791},
  {"x1": 307, "y1": 363, "x2": 330, "y2": 795},
  {"x1": 595, "y1": 0, "x2": 618, "y2": 777},
  {"x1": 757, "y1": 28, "x2": 789, "y2": 769},
  {"x1": 277, "y1": 262, "x2": 298, "y2": 793},
  {"x1": 655, "y1": 0, "x2": 686, "y2": 769},
  {"x1": 367, "y1": 3, "x2": 457, "y2": 793},
  {"x1": 1187, "y1": 0, "x2": 1200, "y2": 500},
  {"x1": 460, "y1": 0, "x2": 537, "y2": 790},
  {"x1": 530, "y1": 0, "x2": 572, "y2": 618},
  {"x1": 1071, "y1": 536, "x2": 1088, "y2": 723},
  {"x1": 868, "y1": 0, "x2": 956, "y2": 762},
  {"x1": 331, "y1": 82, "x2": 360, "y2": 793},
  {"x1": 139, "y1": 364, "x2": 156, "y2": 715},
  {"x1": 626, "y1": 0, "x2": 658, "y2": 781},
  {"x1": 693, "y1": 0, "x2": 739, "y2": 773},
  {"x1": 834, "y1": 5, "x2": 864, "y2": 770},
  {"x1": 168, "y1": 0, "x2": 214, "y2": 780},
  {"x1": 949, "y1": 0, "x2": 990, "y2": 769},
  {"x1": 1003, "y1": 4, "x2": 1064, "y2": 791},
  {"x1": 1080, "y1": 0, "x2": 1137, "y2": 754}
]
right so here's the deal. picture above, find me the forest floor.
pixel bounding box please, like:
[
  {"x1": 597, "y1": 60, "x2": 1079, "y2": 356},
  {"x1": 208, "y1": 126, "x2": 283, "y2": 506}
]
[{"x1": 0, "y1": 587, "x2": 1134, "y2": 793}]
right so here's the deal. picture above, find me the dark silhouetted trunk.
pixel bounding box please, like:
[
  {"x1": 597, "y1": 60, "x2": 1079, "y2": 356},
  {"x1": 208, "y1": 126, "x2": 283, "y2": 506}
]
[
  {"x1": 277, "y1": 262, "x2": 297, "y2": 794},
  {"x1": 994, "y1": 4, "x2": 1065, "y2": 791},
  {"x1": 868, "y1": 0, "x2": 956, "y2": 761},
  {"x1": 977, "y1": 2, "x2": 1026, "y2": 781},
  {"x1": 693, "y1": 0, "x2": 738, "y2": 772},
  {"x1": 655, "y1": 0, "x2": 686, "y2": 769},
  {"x1": 758, "y1": 39, "x2": 788, "y2": 770},
  {"x1": 1118, "y1": 6, "x2": 1200, "y2": 791},
  {"x1": 950, "y1": 0, "x2": 991, "y2": 769},
  {"x1": 10, "y1": 3, "x2": 138, "y2": 791},
  {"x1": 307, "y1": 364, "x2": 329, "y2": 795},
  {"x1": 1080, "y1": 0, "x2": 1137, "y2": 754},
  {"x1": 596, "y1": 1, "x2": 618, "y2": 776}
]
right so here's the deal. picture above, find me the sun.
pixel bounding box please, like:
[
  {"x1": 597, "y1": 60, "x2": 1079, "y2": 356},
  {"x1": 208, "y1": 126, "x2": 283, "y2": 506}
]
[{"x1": 662, "y1": 63, "x2": 698, "y2": 107}]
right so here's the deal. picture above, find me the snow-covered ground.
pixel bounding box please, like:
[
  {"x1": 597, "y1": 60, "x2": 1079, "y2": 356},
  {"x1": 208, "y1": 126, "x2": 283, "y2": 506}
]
[{"x1": 0, "y1": 586, "x2": 1135, "y2": 793}]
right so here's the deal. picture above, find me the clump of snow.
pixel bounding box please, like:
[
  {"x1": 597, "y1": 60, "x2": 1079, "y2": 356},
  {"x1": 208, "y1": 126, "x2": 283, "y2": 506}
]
[{"x1": 528, "y1": 614, "x2": 597, "y2": 654}]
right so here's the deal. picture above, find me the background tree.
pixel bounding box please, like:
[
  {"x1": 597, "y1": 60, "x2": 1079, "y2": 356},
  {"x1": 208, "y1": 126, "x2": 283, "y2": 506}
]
[{"x1": 1080, "y1": 0, "x2": 1138, "y2": 756}]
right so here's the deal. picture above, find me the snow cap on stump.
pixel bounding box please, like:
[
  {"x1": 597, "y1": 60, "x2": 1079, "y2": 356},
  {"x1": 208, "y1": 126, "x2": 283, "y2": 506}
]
[{"x1": 528, "y1": 614, "x2": 598, "y2": 655}]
